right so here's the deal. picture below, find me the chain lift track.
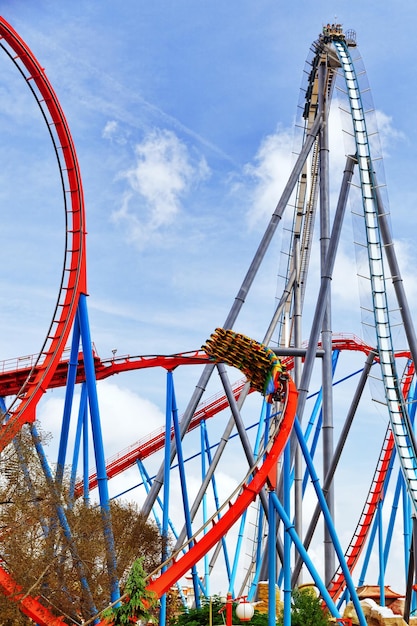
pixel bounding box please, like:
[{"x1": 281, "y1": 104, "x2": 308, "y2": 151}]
[{"x1": 331, "y1": 38, "x2": 417, "y2": 514}]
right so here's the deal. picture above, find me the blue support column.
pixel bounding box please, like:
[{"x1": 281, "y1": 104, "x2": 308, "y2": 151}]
[
  {"x1": 77, "y1": 293, "x2": 120, "y2": 604},
  {"x1": 82, "y1": 386, "x2": 89, "y2": 502},
  {"x1": 230, "y1": 511, "x2": 247, "y2": 597},
  {"x1": 293, "y1": 418, "x2": 367, "y2": 626},
  {"x1": 171, "y1": 371, "x2": 201, "y2": 606},
  {"x1": 268, "y1": 489, "x2": 276, "y2": 626},
  {"x1": 69, "y1": 383, "x2": 89, "y2": 503},
  {"x1": 283, "y1": 441, "x2": 291, "y2": 626},
  {"x1": 247, "y1": 506, "x2": 265, "y2": 602},
  {"x1": 200, "y1": 421, "x2": 209, "y2": 595},
  {"x1": 56, "y1": 315, "x2": 81, "y2": 486},
  {"x1": 160, "y1": 372, "x2": 173, "y2": 626},
  {"x1": 162, "y1": 372, "x2": 172, "y2": 552},
  {"x1": 378, "y1": 498, "x2": 385, "y2": 605},
  {"x1": 412, "y1": 515, "x2": 417, "y2": 617},
  {"x1": 69, "y1": 383, "x2": 88, "y2": 503}
]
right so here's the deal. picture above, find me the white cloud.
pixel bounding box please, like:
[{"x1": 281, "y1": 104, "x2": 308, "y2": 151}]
[
  {"x1": 102, "y1": 120, "x2": 129, "y2": 145},
  {"x1": 241, "y1": 98, "x2": 405, "y2": 311},
  {"x1": 102, "y1": 120, "x2": 118, "y2": 140},
  {"x1": 111, "y1": 129, "x2": 210, "y2": 248},
  {"x1": 368, "y1": 109, "x2": 404, "y2": 159},
  {"x1": 243, "y1": 125, "x2": 294, "y2": 228},
  {"x1": 39, "y1": 379, "x2": 165, "y2": 463}
]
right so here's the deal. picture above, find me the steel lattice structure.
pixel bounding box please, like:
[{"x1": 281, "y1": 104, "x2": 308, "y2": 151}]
[{"x1": 0, "y1": 17, "x2": 416, "y2": 626}]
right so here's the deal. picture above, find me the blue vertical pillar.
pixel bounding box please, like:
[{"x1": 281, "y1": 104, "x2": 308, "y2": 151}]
[
  {"x1": 200, "y1": 421, "x2": 209, "y2": 595},
  {"x1": 378, "y1": 498, "x2": 385, "y2": 606},
  {"x1": 171, "y1": 372, "x2": 201, "y2": 606},
  {"x1": 82, "y1": 385, "x2": 89, "y2": 502},
  {"x1": 159, "y1": 371, "x2": 173, "y2": 626},
  {"x1": 268, "y1": 489, "x2": 276, "y2": 626},
  {"x1": 56, "y1": 315, "x2": 81, "y2": 486},
  {"x1": 283, "y1": 440, "x2": 291, "y2": 626},
  {"x1": 77, "y1": 293, "x2": 120, "y2": 604},
  {"x1": 69, "y1": 383, "x2": 88, "y2": 503}
]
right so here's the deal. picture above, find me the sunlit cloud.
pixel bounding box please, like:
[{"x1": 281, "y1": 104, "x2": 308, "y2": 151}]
[
  {"x1": 242, "y1": 125, "x2": 294, "y2": 228},
  {"x1": 240, "y1": 98, "x2": 409, "y2": 348},
  {"x1": 242, "y1": 98, "x2": 404, "y2": 234},
  {"x1": 39, "y1": 379, "x2": 165, "y2": 458},
  {"x1": 367, "y1": 109, "x2": 404, "y2": 159},
  {"x1": 111, "y1": 128, "x2": 210, "y2": 248}
]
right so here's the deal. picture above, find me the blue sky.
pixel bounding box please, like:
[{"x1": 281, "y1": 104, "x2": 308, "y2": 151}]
[{"x1": 0, "y1": 0, "x2": 417, "y2": 596}]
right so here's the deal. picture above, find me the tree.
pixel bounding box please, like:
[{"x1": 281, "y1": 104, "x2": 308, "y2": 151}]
[
  {"x1": 0, "y1": 424, "x2": 164, "y2": 623},
  {"x1": 103, "y1": 557, "x2": 158, "y2": 624},
  {"x1": 277, "y1": 587, "x2": 332, "y2": 626}
]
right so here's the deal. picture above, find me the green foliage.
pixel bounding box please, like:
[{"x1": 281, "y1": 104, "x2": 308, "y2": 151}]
[
  {"x1": 170, "y1": 587, "x2": 331, "y2": 626},
  {"x1": 277, "y1": 587, "x2": 332, "y2": 626},
  {"x1": 169, "y1": 595, "x2": 269, "y2": 626},
  {"x1": 169, "y1": 595, "x2": 225, "y2": 626},
  {"x1": 103, "y1": 557, "x2": 157, "y2": 624}
]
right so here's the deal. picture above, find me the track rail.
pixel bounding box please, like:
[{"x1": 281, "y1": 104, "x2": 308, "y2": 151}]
[
  {"x1": 0, "y1": 350, "x2": 210, "y2": 396},
  {"x1": 0, "y1": 567, "x2": 66, "y2": 625},
  {"x1": 75, "y1": 334, "x2": 392, "y2": 495},
  {"x1": 0, "y1": 17, "x2": 86, "y2": 450}
]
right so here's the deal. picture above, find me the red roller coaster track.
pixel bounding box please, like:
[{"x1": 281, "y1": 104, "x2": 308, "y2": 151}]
[
  {"x1": 0, "y1": 17, "x2": 86, "y2": 452},
  {"x1": 73, "y1": 334, "x2": 408, "y2": 496},
  {"x1": 144, "y1": 377, "x2": 298, "y2": 599},
  {"x1": 0, "y1": 14, "x2": 87, "y2": 625}
]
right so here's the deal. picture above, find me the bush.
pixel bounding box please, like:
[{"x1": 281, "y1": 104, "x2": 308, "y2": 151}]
[
  {"x1": 169, "y1": 595, "x2": 269, "y2": 626},
  {"x1": 277, "y1": 587, "x2": 332, "y2": 626}
]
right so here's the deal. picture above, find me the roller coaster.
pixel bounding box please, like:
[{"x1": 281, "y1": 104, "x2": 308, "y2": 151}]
[{"x1": 0, "y1": 15, "x2": 416, "y2": 626}]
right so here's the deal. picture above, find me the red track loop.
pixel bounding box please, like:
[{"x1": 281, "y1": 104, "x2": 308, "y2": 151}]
[
  {"x1": 0, "y1": 16, "x2": 86, "y2": 625},
  {"x1": 0, "y1": 17, "x2": 86, "y2": 450}
]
